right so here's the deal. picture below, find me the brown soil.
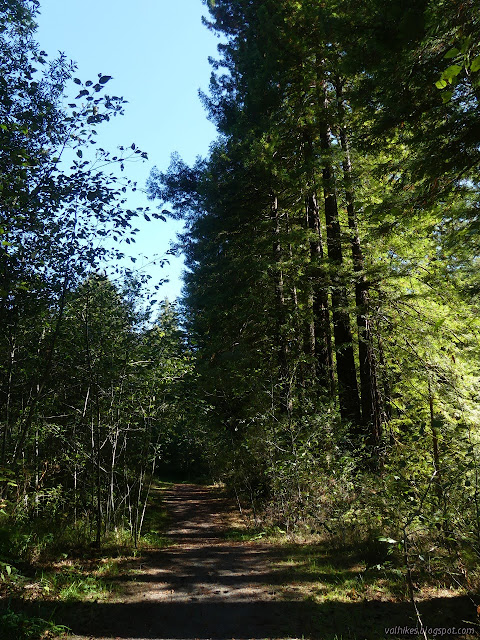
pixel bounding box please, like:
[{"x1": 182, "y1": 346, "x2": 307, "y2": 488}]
[
  {"x1": 38, "y1": 484, "x2": 480, "y2": 639},
  {"x1": 59, "y1": 483, "x2": 303, "y2": 640}
]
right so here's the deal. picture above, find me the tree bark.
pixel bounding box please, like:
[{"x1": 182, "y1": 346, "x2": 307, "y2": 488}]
[
  {"x1": 318, "y1": 91, "x2": 361, "y2": 425},
  {"x1": 271, "y1": 194, "x2": 290, "y2": 411},
  {"x1": 306, "y1": 190, "x2": 335, "y2": 394},
  {"x1": 335, "y1": 78, "x2": 383, "y2": 453}
]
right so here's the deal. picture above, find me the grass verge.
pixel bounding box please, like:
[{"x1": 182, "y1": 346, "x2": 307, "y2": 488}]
[{"x1": 0, "y1": 483, "x2": 171, "y2": 639}]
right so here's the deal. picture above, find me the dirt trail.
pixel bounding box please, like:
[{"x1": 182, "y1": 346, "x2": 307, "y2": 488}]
[
  {"x1": 59, "y1": 484, "x2": 476, "y2": 640},
  {"x1": 63, "y1": 484, "x2": 309, "y2": 640}
]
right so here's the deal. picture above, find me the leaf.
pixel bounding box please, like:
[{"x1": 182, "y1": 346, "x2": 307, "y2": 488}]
[
  {"x1": 435, "y1": 79, "x2": 448, "y2": 89},
  {"x1": 99, "y1": 75, "x2": 112, "y2": 84},
  {"x1": 442, "y1": 90, "x2": 454, "y2": 103},
  {"x1": 378, "y1": 537, "x2": 397, "y2": 544},
  {"x1": 144, "y1": 213, "x2": 151, "y2": 221},
  {"x1": 460, "y1": 35, "x2": 472, "y2": 54},
  {"x1": 444, "y1": 47, "x2": 460, "y2": 59},
  {"x1": 76, "y1": 149, "x2": 83, "y2": 158},
  {"x1": 470, "y1": 56, "x2": 480, "y2": 73},
  {"x1": 442, "y1": 64, "x2": 462, "y2": 83},
  {"x1": 73, "y1": 78, "x2": 81, "y2": 84}
]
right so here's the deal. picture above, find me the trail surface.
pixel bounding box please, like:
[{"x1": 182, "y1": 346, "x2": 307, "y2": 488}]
[
  {"x1": 63, "y1": 484, "x2": 307, "y2": 640},
  {"x1": 58, "y1": 484, "x2": 475, "y2": 640}
]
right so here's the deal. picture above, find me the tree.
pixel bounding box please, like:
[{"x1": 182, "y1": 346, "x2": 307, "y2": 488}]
[
  {"x1": 147, "y1": 0, "x2": 480, "y2": 554},
  {"x1": 149, "y1": 0, "x2": 385, "y2": 454},
  {"x1": 0, "y1": 2, "x2": 183, "y2": 551},
  {"x1": 0, "y1": 0, "x2": 149, "y2": 474}
]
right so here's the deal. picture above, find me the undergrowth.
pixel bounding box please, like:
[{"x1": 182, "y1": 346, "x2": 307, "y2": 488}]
[
  {"x1": 0, "y1": 609, "x2": 69, "y2": 640},
  {"x1": 223, "y1": 497, "x2": 480, "y2": 636},
  {"x1": 0, "y1": 484, "x2": 170, "y2": 639}
]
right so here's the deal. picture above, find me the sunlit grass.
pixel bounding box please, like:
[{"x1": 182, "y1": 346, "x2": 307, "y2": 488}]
[{"x1": 275, "y1": 542, "x2": 408, "y2": 605}]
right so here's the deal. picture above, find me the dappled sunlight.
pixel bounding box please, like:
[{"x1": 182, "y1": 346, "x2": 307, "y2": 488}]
[{"x1": 3, "y1": 484, "x2": 475, "y2": 640}]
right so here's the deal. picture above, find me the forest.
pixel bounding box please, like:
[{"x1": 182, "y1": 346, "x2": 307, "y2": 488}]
[{"x1": 1, "y1": 0, "x2": 480, "y2": 638}]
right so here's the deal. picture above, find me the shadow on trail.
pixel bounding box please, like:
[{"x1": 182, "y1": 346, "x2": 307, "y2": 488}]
[
  {"x1": 1, "y1": 484, "x2": 477, "y2": 639},
  {"x1": 2, "y1": 594, "x2": 476, "y2": 639},
  {"x1": 160, "y1": 484, "x2": 230, "y2": 542}
]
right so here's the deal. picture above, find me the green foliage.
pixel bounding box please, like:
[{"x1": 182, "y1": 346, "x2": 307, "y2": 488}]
[
  {"x1": 145, "y1": 0, "x2": 480, "y2": 604},
  {"x1": 0, "y1": 0, "x2": 191, "y2": 571},
  {"x1": 1, "y1": 0, "x2": 480, "y2": 625},
  {"x1": 0, "y1": 609, "x2": 68, "y2": 640},
  {"x1": 39, "y1": 568, "x2": 112, "y2": 602}
]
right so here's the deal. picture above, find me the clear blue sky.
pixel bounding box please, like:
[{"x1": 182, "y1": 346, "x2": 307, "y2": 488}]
[{"x1": 36, "y1": 0, "x2": 220, "y2": 301}]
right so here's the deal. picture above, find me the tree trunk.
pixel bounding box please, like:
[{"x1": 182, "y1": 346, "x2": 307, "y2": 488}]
[
  {"x1": 318, "y1": 95, "x2": 361, "y2": 425},
  {"x1": 335, "y1": 78, "x2": 383, "y2": 454},
  {"x1": 271, "y1": 194, "x2": 290, "y2": 411},
  {"x1": 306, "y1": 190, "x2": 335, "y2": 395},
  {"x1": 1, "y1": 336, "x2": 15, "y2": 466},
  {"x1": 83, "y1": 290, "x2": 102, "y2": 547}
]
